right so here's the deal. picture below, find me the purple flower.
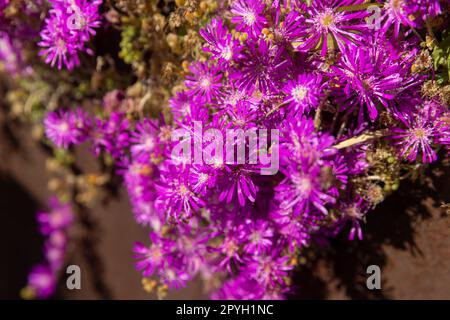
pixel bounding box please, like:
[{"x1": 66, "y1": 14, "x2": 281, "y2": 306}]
[
  {"x1": 133, "y1": 232, "x2": 175, "y2": 277},
  {"x1": 169, "y1": 91, "x2": 195, "y2": 120},
  {"x1": 37, "y1": 197, "x2": 74, "y2": 235},
  {"x1": 200, "y1": 18, "x2": 242, "y2": 65},
  {"x1": 44, "y1": 240, "x2": 66, "y2": 270},
  {"x1": 276, "y1": 164, "x2": 336, "y2": 215},
  {"x1": 332, "y1": 195, "x2": 369, "y2": 240},
  {"x1": 176, "y1": 229, "x2": 208, "y2": 275},
  {"x1": 381, "y1": 0, "x2": 441, "y2": 36},
  {"x1": 154, "y1": 162, "x2": 205, "y2": 221},
  {"x1": 27, "y1": 265, "x2": 57, "y2": 299},
  {"x1": 92, "y1": 112, "x2": 130, "y2": 159},
  {"x1": 276, "y1": 117, "x2": 337, "y2": 215},
  {"x1": 159, "y1": 264, "x2": 190, "y2": 290},
  {"x1": 391, "y1": 102, "x2": 446, "y2": 163},
  {"x1": 130, "y1": 118, "x2": 159, "y2": 158},
  {"x1": 233, "y1": 39, "x2": 288, "y2": 94},
  {"x1": 218, "y1": 165, "x2": 259, "y2": 206},
  {"x1": 44, "y1": 108, "x2": 90, "y2": 148},
  {"x1": 0, "y1": 32, "x2": 31, "y2": 76},
  {"x1": 212, "y1": 276, "x2": 264, "y2": 300},
  {"x1": 122, "y1": 155, "x2": 159, "y2": 227},
  {"x1": 331, "y1": 44, "x2": 403, "y2": 121},
  {"x1": 245, "y1": 250, "x2": 293, "y2": 287},
  {"x1": 282, "y1": 73, "x2": 325, "y2": 115},
  {"x1": 230, "y1": 0, "x2": 267, "y2": 38},
  {"x1": 189, "y1": 164, "x2": 219, "y2": 196},
  {"x1": 185, "y1": 62, "x2": 223, "y2": 103},
  {"x1": 38, "y1": 0, "x2": 102, "y2": 70},
  {"x1": 272, "y1": 10, "x2": 305, "y2": 44},
  {"x1": 39, "y1": 8, "x2": 80, "y2": 70},
  {"x1": 242, "y1": 219, "x2": 274, "y2": 256},
  {"x1": 297, "y1": 0, "x2": 368, "y2": 55},
  {"x1": 214, "y1": 227, "x2": 244, "y2": 272},
  {"x1": 280, "y1": 116, "x2": 336, "y2": 165},
  {"x1": 65, "y1": 0, "x2": 103, "y2": 41}
]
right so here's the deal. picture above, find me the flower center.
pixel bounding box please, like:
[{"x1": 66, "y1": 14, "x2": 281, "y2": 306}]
[
  {"x1": 295, "y1": 175, "x2": 312, "y2": 196},
  {"x1": 224, "y1": 239, "x2": 238, "y2": 257},
  {"x1": 179, "y1": 184, "x2": 190, "y2": 197},
  {"x1": 199, "y1": 173, "x2": 209, "y2": 183},
  {"x1": 244, "y1": 11, "x2": 256, "y2": 26},
  {"x1": 144, "y1": 136, "x2": 155, "y2": 149},
  {"x1": 221, "y1": 45, "x2": 233, "y2": 61},
  {"x1": 150, "y1": 247, "x2": 163, "y2": 262},
  {"x1": 345, "y1": 205, "x2": 361, "y2": 219},
  {"x1": 37, "y1": 274, "x2": 52, "y2": 287},
  {"x1": 413, "y1": 128, "x2": 427, "y2": 139},
  {"x1": 251, "y1": 231, "x2": 262, "y2": 243},
  {"x1": 58, "y1": 122, "x2": 70, "y2": 133},
  {"x1": 291, "y1": 85, "x2": 308, "y2": 103},
  {"x1": 320, "y1": 11, "x2": 335, "y2": 28},
  {"x1": 200, "y1": 77, "x2": 211, "y2": 89}
]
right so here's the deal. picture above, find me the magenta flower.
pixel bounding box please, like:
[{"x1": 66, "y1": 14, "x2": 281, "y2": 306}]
[
  {"x1": 276, "y1": 164, "x2": 336, "y2": 215},
  {"x1": 245, "y1": 250, "x2": 293, "y2": 287},
  {"x1": 37, "y1": 197, "x2": 74, "y2": 235},
  {"x1": 200, "y1": 18, "x2": 242, "y2": 65},
  {"x1": 331, "y1": 44, "x2": 404, "y2": 121},
  {"x1": 212, "y1": 276, "x2": 264, "y2": 300},
  {"x1": 185, "y1": 62, "x2": 223, "y2": 103},
  {"x1": 44, "y1": 240, "x2": 66, "y2": 270},
  {"x1": 230, "y1": 0, "x2": 267, "y2": 38},
  {"x1": 218, "y1": 165, "x2": 259, "y2": 207},
  {"x1": 65, "y1": 0, "x2": 103, "y2": 41},
  {"x1": 154, "y1": 162, "x2": 205, "y2": 221},
  {"x1": 189, "y1": 164, "x2": 219, "y2": 196},
  {"x1": 27, "y1": 265, "x2": 57, "y2": 299},
  {"x1": 92, "y1": 112, "x2": 130, "y2": 159},
  {"x1": 133, "y1": 232, "x2": 175, "y2": 277},
  {"x1": 242, "y1": 219, "x2": 274, "y2": 256},
  {"x1": 159, "y1": 265, "x2": 190, "y2": 290},
  {"x1": 282, "y1": 73, "x2": 325, "y2": 115},
  {"x1": 297, "y1": 0, "x2": 368, "y2": 55},
  {"x1": 390, "y1": 102, "x2": 447, "y2": 163},
  {"x1": 381, "y1": 0, "x2": 441, "y2": 36},
  {"x1": 44, "y1": 108, "x2": 90, "y2": 148},
  {"x1": 130, "y1": 118, "x2": 159, "y2": 158},
  {"x1": 272, "y1": 10, "x2": 305, "y2": 44},
  {"x1": 215, "y1": 227, "x2": 244, "y2": 272},
  {"x1": 233, "y1": 39, "x2": 288, "y2": 94},
  {"x1": 38, "y1": 0, "x2": 102, "y2": 70},
  {"x1": 170, "y1": 91, "x2": 195, "y2": 120},
  {"x1": 332, "y1": 195, "x2": 369, "y2": 240}
]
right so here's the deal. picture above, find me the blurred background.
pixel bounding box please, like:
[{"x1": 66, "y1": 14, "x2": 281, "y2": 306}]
[{"x1": 1, "y1": 120, "x2": 449, "y2": 300}]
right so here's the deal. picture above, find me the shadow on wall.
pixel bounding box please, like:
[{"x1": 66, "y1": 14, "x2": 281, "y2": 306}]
[
  {"x1": 0, "y1": 173, "x2": 46, "y2": 299},
  {"x1": 290, "y1": 163, "x2": 450, "y2": 299}
]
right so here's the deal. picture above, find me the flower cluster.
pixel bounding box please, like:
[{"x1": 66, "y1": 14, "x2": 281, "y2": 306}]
[
  {"x1": 22, "y1": 198, "x2": 73, "y2": 299},
  {"x1": 39, "y1": 0, "x2": 102, "y2": 70},
  {"x1": 39, "y1": 0, "x2": 450, "y2": 298},
  {"x1": 2, "y1": 0, "x2": 450, "y2": 300}
]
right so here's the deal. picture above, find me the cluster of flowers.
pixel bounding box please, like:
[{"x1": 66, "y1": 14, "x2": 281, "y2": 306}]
[
  {"x1": 39, "y1": 0, "x2": 102, "y2": 70},
  {"x1": 39, "y1": 0, "x2": 450, "y2": 299},
  {"x1": 22, "y1": 198, "x2": 74, "y2": 299}
]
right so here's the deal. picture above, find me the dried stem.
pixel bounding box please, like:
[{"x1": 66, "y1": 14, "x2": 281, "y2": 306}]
[{"x1": 332, "y1": 129, "x2": 387, "y2": 150}]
